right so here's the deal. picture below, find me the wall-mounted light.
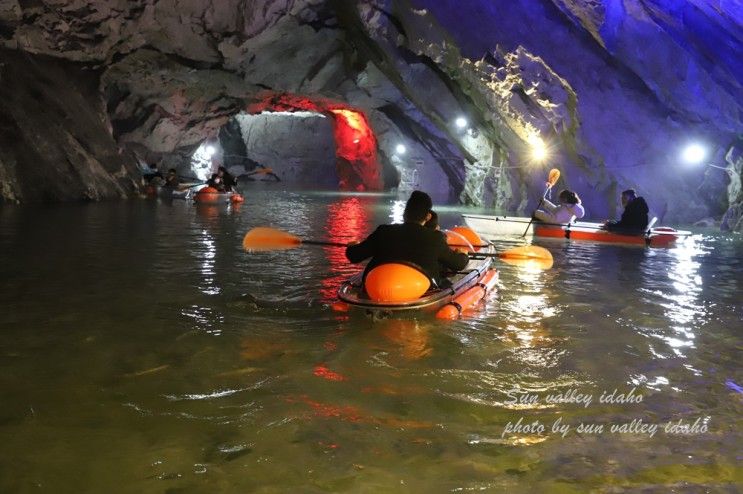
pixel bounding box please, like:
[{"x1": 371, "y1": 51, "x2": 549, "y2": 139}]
[
  {"x1": 395, "y1": 144, "x2": 407, "y2": 155},
  {"x1": 681, "y1": 142, "x2": 735, "y2": 174},
  {"x1": 681, "y1": 143, "x2": 706, "y2": 165},
  {"x1": 528, "y1": 134, "x2": 548, "y2": 162},
  {"x1": 455, "y1": 117, "x2": 467, "y2": 129}
]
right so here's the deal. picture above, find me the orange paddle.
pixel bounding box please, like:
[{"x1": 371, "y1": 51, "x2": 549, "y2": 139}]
[{"x1": 242, "y1": 227, "x2": 553, "y2": 269}]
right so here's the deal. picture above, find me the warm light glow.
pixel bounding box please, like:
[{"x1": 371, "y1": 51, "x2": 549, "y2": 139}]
[
  {"x1": 681, "y1": 143, "x2": 706, "y2": 165},
  {"x1": 395, "y1": 144, "x2": 407, "y2": 155},
  {"x1": 527, "y1": 133, "x2": 548, "y2": 162},
  {"x1": 247, "y1": 94, "x2": 382, "y2": 191},
  {"x1": 330, "y1": 109, "x2": 365, "y2": 133},
  {"x1": 455, "y1": 117, "x2": 467, "y2": 128}
]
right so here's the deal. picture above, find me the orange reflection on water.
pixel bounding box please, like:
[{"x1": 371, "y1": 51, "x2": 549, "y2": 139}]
[
  {"x1": 287, "y1": 395, "x2": 434, "y2": 429},
  {"x1": 319, "y1": 196, "x2": 373, "y2": 303},
  {"x1": 313, "y1": 364, "x2": 347, "y2": 381},
  {"x1": 378, "y1": 319, "x2": 432, "y2": 360}
]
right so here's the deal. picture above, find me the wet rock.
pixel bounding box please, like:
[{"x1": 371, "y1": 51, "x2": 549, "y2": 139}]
[
  {"x1": 0, "y1": 0, "x2": 737, "y2": 215},
  {"x1": 720, "y1": 142, "x2": 743, "y2": 232},
  {"x1": 0, "y1": 48, "x2": 139, "y2": 203}
]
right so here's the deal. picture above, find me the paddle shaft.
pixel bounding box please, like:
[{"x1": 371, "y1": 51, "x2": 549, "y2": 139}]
[
  {"x1": 521, "y1": 186, "x2": 552, "y2": 238},
  {"x1": 469, "y1": 252, "x2": 535, "y2": 259},
  {"x1": 303, "y1": 240, "x2": 351, "y2": 248}
]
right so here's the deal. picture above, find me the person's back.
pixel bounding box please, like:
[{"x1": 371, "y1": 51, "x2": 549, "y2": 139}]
[
  {"x1": 346, "y1": 191, "x2": 468, "y2": 286},
  {"x1": 606, "y1": 189, "x2": 649, "y2": 231}
]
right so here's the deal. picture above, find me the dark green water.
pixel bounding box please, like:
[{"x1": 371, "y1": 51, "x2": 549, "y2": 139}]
[{"x1": 1, "y1": 188, "x2": 741, "y2": 492}]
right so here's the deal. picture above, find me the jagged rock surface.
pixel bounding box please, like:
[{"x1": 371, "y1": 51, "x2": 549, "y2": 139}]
[
  {"x1": 234, "y1": 112, "x2": 338, "y2": 186},
  {"x1": 721, "y1": 143, "x2": 743, "y2": 232},
  {"x1": 0, "y1": 48, "x2": 138, "y2": 203},
  {"x1": 0, "y1": 0, "x2": 738, "y2": 224}
]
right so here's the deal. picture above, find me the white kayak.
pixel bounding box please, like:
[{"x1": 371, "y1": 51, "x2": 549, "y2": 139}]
[{"x1": 461, "y1": 215, "x2": 536, "y2": 236}]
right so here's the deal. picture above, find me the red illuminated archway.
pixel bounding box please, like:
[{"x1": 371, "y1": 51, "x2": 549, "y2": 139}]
[{"x1": 248, "y1": 93, "x2": 382, "y2": 191}]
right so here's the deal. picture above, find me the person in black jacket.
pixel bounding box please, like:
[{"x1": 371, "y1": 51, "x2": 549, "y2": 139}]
[
  {"x1": 346, "y1": 191, "x2": 469, "y2": 287},
  {"x1": 217, "y1": 166, "x2": 237, "y2": 192},
  {"x1": 163, "y1": 168, "x2": 180, "y2": 189},
  {"x1": 605, "y1": 189, "x2": 649, "y2": 231}
]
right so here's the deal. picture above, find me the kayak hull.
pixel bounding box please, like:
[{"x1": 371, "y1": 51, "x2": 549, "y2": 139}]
[
  {"x1": 462, "y1": 214, "x2": 689, "y2": 247},
  {"x1": 460, "y1": 215, "x2": 534, "y2": 236},
  {"x1": 158, "y1": 187, "x2": 190, "y2": 200},
  {"x1": 337, "y1": 246, "x2": 497, "y2": 317},
  {"x1": 193, "y1": 187, "x2": 244, "y2": 204}
]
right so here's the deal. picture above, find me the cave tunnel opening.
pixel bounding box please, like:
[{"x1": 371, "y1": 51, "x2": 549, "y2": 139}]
[{"x1": 195, "y1": 93, "x2": 391, "y2": 192}]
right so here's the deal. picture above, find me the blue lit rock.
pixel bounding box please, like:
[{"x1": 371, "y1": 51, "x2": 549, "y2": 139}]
[{"x1": 0, "y1": 0, "x2": 738, "y2": 226}]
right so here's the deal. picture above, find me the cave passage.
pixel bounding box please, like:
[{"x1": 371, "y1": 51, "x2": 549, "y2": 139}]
[{"x1": 223, "y1": 93, "x2": 385, "y2": 191}]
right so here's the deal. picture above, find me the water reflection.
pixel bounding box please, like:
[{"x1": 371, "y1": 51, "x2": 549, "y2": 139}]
[
  {"x1": 389, "y1": 199, "x2": 405, "y2": 224},
  {"x1": 634, "y1": 236, "x2": 707, "y2": 361},
  {"x1": 1, "y1": 199, "x2": 742, "y2": 491},
  {"x1": 377, "y1": 319, "x2": 432, "y2": 360},
  {"x1": 500, "y1": 263, "x2": 560, "y2": 352},
  {"x1": 319, "y1": 196, "x2": 373, "y2": 303},
  {"x1": 195, "y1": 230, "x2": 220, "y2": 296}
]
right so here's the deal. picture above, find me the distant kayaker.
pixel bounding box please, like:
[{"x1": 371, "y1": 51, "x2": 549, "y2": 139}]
[
  {"x1": 346, "y1": 191, "x2": 468, "y2": 287},
  {"x1": 207, "y1": 173, "x2": 225, "y2": 192},
  {"x1": 604, "y1": 189, "x2": 649, "y2": 231},
  {"x1": 163, "y1": 168, "x2": 180, "y2": 189},
  {"x1": 143, "y1": 163, "x2": 164, "y2": 185},
  {"x1": 217, "y1": 166, "x2": 237, "y2": 192},
  {"x1": 534, "y1": 189, "x2": 585, "y2": 224}
]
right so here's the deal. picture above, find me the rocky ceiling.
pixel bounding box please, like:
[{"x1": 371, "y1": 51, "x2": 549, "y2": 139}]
[{"x1": 0, "y1": 0, "x2": 740, "y2": 226}]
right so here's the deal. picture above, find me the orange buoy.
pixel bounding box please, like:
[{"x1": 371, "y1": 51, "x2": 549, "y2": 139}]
[
  {"x1": 446, "y1": 230, "x2": 474, "y2": 253},
  {"x1": 230, "y1": 194, "x2": 244, "y2": 203},
  {"x1": 365, "y1": 264, "x2": 431, "y2": 302},
  {"x1": 436, "y1": 269, "x2": 498, "y2": 320},
  {"x1": 194, "y1": 186, "x2": 222, "y2": 204},
  {"x1": 450, "y1": 226, "x2": 484, "y2": 251}
]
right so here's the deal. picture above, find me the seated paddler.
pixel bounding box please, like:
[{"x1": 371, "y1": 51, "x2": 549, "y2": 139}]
[
  {"x1": 345, "y1": 190, "x2": 469, "y2": 288},
  {"x1": 604, "y1": 189, "x2": 649, "y2": 232},
  {"x1": 534, "y1": 189, "x2": 584, "y2": 224}
]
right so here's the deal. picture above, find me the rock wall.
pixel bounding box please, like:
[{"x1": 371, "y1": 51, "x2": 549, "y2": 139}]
[
  {"x1": 391, "y1": 0, "x2": 741, "y2": 222},
  {"x1": 721, "y1": 142, "x2": 743, "y2": 232},
  {"x1": 0, "y1": 0, "x2": 738, "y2": 224},
  {"x1": 0, "y1": 48, "x2": 138, "y2": 203},
  {"x1": 234, "y1": 112, "x2": 338, "y2": 186}
]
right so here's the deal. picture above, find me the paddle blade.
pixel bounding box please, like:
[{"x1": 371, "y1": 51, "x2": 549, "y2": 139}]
[
  {"x1": 498, "y1": 246, "x2": 554, "y2": 270},
  {"x1": 547, "y1": 168, "x2": 560, "y2": 187},
  {"x1": 242, "y1": 227, "x2": 302, "y2": 252}
]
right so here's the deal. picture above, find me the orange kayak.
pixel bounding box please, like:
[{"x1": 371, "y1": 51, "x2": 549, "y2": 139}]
[
  {"x1": 336, "y1": 245, "x2": 497, "y2": 318},
  {"x1": 462, "y1": 214, "x2": 690, "y2": 247},
  {"x1": 534, "y1": 224, "x2": 685, "y2": 247},
  {"x1": 193, "y1": 186, "x2": 244, "y2": 204}
]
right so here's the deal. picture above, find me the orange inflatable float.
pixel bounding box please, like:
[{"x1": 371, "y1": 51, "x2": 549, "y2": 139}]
[
  {"x1": 193, "y1": 187, "x2": 244, "y2": 205},
  {"x1": 364, "y1": 263, "x2": 431, "y2": 302},
  {"x1": 448, "y1": 226, "x2": 485, "y2": 252},
  {"x1": 435, "y1": 269, "x2": 498, "y2": 320}
]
